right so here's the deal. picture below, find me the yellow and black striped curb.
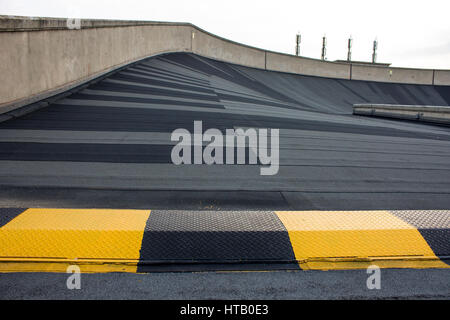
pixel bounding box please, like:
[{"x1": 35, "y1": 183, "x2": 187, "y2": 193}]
[{"x1": 0, "y1": 208, "x2": 449, "y2": 273}]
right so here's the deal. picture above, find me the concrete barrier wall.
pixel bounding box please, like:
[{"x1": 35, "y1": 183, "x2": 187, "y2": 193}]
[
  {"x1": 1, "y1": 15, "x2": 449, "y2": 113},
  {"x1": 351, "y1": 64, "x2": 434, "y2": 85},
  {"x1": 434, "y1": 70, "x2": 450, "y2": 86},
  {"x1": 266, "y1": 51, "x2": 350, "y2": 79},
  {"x1": 353, "y1": 104, "x2": 450, "y2": 124},
  {"x1": 192, "y1": 28, "x2": 266, "y2": 69},
  {"x1": 0, "y1": 17, "x2": 192, "y2": 113}
]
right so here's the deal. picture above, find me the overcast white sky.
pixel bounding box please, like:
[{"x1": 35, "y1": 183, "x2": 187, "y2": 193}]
[{"x1": 1, "y1": 0, "x2": 449, "y2": 69}]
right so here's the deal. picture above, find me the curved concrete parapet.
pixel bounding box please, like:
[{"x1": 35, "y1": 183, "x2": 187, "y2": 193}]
[
  {"x1": 351, "y1": 64, "x2": 435, "y2": 84},
  {"x1": 265, "y1": 51, "x2": 350, "y2": 79},
  {"x1": 0, "y1": 16, "x2": 192, "y2": 113},
  {"x1": 434, "y1": 70, "x2": 450, "y2": 86},
  {"x1": 192, "y1": 28, "x2": 266, "y2": 69},
  {"x1": 353, "y1": 103, "x2": 450, "y2": 124},
  {"x1": 1, "y1": 15, "x2": 450, "y2": 114}
]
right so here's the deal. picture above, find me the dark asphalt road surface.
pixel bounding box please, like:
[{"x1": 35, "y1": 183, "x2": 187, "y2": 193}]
[
  {"x1": 1, "y1": 269, "x2": 449, "y2": 300},
  {"x1": 0, "y1": 53, "x2": 449, "y2": 207}
]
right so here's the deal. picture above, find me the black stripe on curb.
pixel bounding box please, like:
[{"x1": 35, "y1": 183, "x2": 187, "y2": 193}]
[
  {"x1": 0, "y1": 208, "x2": 27, "y2": 228},
  {"x1": 391, "y1": 210, "x2": 450, "y2": 265},
  {"x1": 137, "y1": 210, "x2": 299, "y2": 272}
]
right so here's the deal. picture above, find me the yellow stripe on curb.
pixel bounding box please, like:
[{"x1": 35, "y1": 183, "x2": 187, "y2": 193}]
[
  {"x1": 276, "y1": 211, "x2": 449, "y2": 270},
  {"x1": 0, "y1": 208, "x2": 151, "y2": 273}
]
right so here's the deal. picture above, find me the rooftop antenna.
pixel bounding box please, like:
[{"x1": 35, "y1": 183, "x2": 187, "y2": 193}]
[
  {"x1": 295, "y1": 32, "x2": 301, "y2": 56},
  {"x1": 347, "y1": 36, "x2": 353, "y2": 62},
  {"x1": 372, "y1": 38, "x2": 378, "y2": 63},
  {"x1": 321, "y1": 35, "x2": 327, "y2": 60}
]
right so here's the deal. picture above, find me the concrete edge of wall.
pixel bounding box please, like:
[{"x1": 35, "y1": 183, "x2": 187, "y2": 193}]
[
  {"x1": 0, "y1": 15, "x2": 192, "y2": 31},
  {"x1": 353, "y1": 104, "x2": 450, "y2": 125}
]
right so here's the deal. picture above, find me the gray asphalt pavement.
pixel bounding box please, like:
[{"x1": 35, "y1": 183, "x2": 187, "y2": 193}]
[
  {"x1": 1, "y1": 269, "x2": 449, "y2": 300},
  {"x1": 0, "y1": 53, "x2": 450, "y2": 207}
]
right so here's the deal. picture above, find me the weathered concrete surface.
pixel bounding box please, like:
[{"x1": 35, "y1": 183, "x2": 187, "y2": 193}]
[
  {"x1": 0, "y1": 18, "x2": 192, "y2": 113},
  {"x1": 435, "y1": 70, "x2": 450, "y2": 86},
  {"x1": 351, "y1": 64, "x2": 435, "y2": 85},
  {"x1": 1, "y1": 15, "x2": 450, "y2": 115},
  {"x1": 266, "y1": 51, "x2": 351, "y2": 79},
  {"x1": 192, "y1": 29, "x2": 266, "y2": 69},
  {"x1": 353, "y1": 104, "x2": 450, "y2": 124}
]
